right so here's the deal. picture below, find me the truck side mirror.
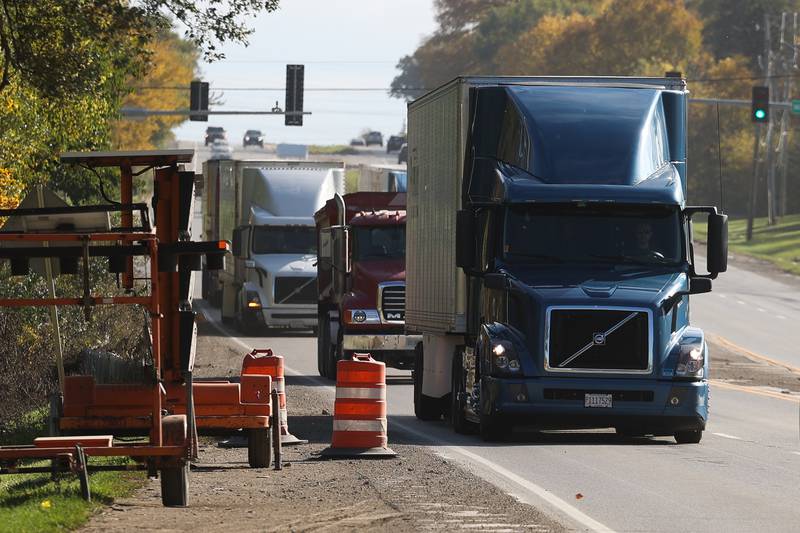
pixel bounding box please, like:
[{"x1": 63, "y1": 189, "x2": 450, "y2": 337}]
[
  {"x1": 456, "y1": 209, "x2": 475, "y2": 270},
  {"x1": 232, "y1": 227, "x2": 243, "y2": 257},
  {"x1": 689, "y1": 277, "x2": 712, "y2": 295},
  {"x1": 707, "y1": 213, "x2": 728, "y2": 275}
]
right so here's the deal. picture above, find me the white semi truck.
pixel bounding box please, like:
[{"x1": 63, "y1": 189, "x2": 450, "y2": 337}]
[{"x1": 202, "y1": 159, "x2": 345, "y2": 332}]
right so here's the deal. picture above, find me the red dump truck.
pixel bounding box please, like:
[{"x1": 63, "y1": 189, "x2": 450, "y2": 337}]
[{"x1": 315, "y1": 192, "x2": 420, "y2": 379}]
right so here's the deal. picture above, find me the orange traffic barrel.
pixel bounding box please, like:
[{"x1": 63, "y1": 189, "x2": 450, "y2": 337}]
[
  {"x1": 321, "y1": 353, "x2": 396, "y2": 458},
  {"x1": 242, "y1": 349, "x2": 306, "y2": 445}
]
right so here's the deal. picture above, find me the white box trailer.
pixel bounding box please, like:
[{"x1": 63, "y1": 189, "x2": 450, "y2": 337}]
[
  {"x1": 203, "y1": 159, "x2": 344, "y2": 331},
  {"x1": 357, "y1": 164, "x2": 408, "y2": 192}
]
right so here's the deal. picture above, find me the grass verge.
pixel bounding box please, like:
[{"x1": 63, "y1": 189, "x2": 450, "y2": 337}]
[
  {"x1": 693, "y1": 213, "x2": 800, "y2": 276},
  {"x1": 0, "y1": 409, "x2": 146, "y2": 533},
  {"x1": 308, "y1": 144, "x2": 359, "y2": 155}
]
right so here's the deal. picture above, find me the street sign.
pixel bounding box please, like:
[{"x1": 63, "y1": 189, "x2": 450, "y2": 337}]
[{"x1": 792, "y1": 99, "x2": 800, "y2": 114}]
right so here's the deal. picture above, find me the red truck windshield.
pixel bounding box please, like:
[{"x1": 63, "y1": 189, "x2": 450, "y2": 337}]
[{"x1": 352, "y1": 226, "x2": 405, "y2": 261}]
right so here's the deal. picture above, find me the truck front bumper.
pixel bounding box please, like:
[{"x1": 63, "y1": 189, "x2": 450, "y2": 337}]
[
  {"x1": 342, "y1": 334, "x2": 422, "y2": 352},
  {"x1": 255, "y1": 307, "x2": 317, "y2": 329},
  {"x1": 342, "y1": 334, "x2": 422, "y2": 369},
  {"x1": 483, "y1": 376, "x2": 708, "y2": 434}
]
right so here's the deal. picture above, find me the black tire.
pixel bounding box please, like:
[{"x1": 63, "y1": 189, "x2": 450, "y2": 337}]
[
  {"x1": 414, "y1": 343, "x2": 443, "y2": 421},
  {"x1": 248, "y1": 427, "x2": 272, "y2": 468},
  {"x1": 450, "y1": 351, "x2": 473, "y2": 434},
  {"x1": 317, "y1": 315, "x2": 328, "y2": 377},
  {"x1": 160, "y1": 465, "x2": 189, "y2": 507},
  {"x1": 674, "y1": 430, "x2": 702, "y2": 444},
  {"x1": 479, "y1": 380, "x2": 510, "y2": 442}
]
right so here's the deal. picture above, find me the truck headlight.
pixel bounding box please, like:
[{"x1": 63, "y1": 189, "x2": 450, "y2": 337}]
[
  {"x1": 675, "y1": 342, "x2": 705, "y2": 379},
  {"x1": 353, "y1": 310, "x2": 367, "y2": 323},
  {"x1": 491, "y1": 340, "x2": 521, "y2": 375},
  {"x1": 246, "y1": 291, "x2": 262, "y2": 310}
]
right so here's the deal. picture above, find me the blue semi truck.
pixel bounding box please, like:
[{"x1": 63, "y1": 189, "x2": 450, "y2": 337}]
[{"x1": 406, "y1": 77, "x2": 728, "y2": 443}]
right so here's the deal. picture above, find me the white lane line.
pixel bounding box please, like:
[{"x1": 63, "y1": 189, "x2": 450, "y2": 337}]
[
  {"x1": 757, "y1": 308, "x2": 766, "y2": 313},
  {"x1": 712, "y1": 432, "x2": 743, "y2": 441},
  {"x1": 776, "y1": 315, "x2": 787, "y2": 320},
  {"x1": 393, "y1": 421, "x2": 616, "y2": 533},
  {"x1": 718, "y1": 294, "x2": 727, "y2": 299},
  {"x1": 792, "y1": 452, "x2": 800, "y2": 457},
  {"x1": 198, "y1": 304, "x2": 615, "y2": 533},
  {"x1": 736, "y1": 300, "x2": 746, "y2": 305}
]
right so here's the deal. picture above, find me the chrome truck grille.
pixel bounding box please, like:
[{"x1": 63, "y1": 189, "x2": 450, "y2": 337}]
[
  {"x1": 274, "y1": 276, "x2": 317, "y2": 305},
  {"x1": 379, "y1": 282, "x2": 405, "y2": 323},
  {"x1": 545, "y1": 307, "x2": 651, "y2": 373}
]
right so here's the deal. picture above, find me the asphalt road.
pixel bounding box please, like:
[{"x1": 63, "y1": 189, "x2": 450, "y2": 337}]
[
  {"x1": 692, "y1": 256, "x2": 800, "y2": 371},
  {"x1": 194, "y1": 306, "x2": 800, "y2": 533}
]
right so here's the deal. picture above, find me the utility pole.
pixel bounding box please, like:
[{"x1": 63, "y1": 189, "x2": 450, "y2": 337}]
[
  {"x1": 777, "y1": 12, "x2": 798, "y2": 217},
  {"x1": 764, "y1": 13, "x2": 777, "y2": 226}
]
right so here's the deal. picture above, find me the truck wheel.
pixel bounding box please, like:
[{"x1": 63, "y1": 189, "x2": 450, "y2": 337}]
[
  {"x1": 317, "y1": 315, "x2": 329, "y2": 377},
  {"x1": 414, "y1": 343, "x2": 443, "y2": 421},
  {"x1": 450, "y1": 352, "x2": 474, "y2": 434},
  {"x1": 247, "y1": 427, "x2": 272, "y2": 468},
  {"x1": 674, "y1": 430, "x2": 702, "y2": 444},
  {"x1": 160, "y1": 415, "x2": 189, "y2": 507}
]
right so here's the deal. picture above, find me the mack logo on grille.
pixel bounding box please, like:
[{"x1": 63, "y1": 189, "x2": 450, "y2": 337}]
[{"x1": 548, "y1": 309, "x2": 649, "y2": 371}]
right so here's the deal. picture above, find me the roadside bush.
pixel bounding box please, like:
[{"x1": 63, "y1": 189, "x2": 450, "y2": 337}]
[{"x1": 0, "y1": 258, "x2": 151, "y2": 430}]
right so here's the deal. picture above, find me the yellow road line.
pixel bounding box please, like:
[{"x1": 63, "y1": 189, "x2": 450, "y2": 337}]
[
  {"x1": 709, "y1": 333, "x2": 800, "y2": 375},
  {"x1": 710, "y1": 380, "x2": 800, "y2": 404}
]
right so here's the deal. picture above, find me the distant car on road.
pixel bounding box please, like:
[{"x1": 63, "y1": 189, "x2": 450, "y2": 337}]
[
  {"x1": 243, "y1": 129, "x2": 264, "y2": 148},
  {"x1": 350, "y1": 137, "x2": 366, "y2": 146},
  {"x1": 363, "y1": 131, "x2": 383, "y2": 146},
  {"x1": 209, "y1": 139, "x2": 233, "y2": 160},
  {"x1": 205, "y1": 126, "x2": 226, "y2": 146},
  {"x1": 386, "y1": 135, "x2": 406, "y2": 153},
  {"x1": 397, "y1": 143, "x2": 408, "y2": 164}
]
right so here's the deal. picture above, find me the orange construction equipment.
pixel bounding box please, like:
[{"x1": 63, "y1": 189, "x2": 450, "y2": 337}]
[
  {"x1": 0, "y1": 150, "x2": 258, "y2": 507},
  {"x1": 241, "y1": 349, "x2": 307, "y2": 445},
  {"x1": 321, "y1": 353, "x2": 396, "y2": 458}
]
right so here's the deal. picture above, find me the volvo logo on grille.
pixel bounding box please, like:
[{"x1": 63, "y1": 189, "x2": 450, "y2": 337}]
[{"x1": 592, "y1": 332, "x2": 606, "y2": 346}]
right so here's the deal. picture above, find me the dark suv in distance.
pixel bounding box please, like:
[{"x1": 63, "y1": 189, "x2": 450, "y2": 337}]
[
  {"x1": 363, "y1": 131, "x2": 383, "y2": 146},
  {"x1": 205, "y1": 126, "x2": 226, "y2": 146},
  {"x1": 243, "y1": 129, "x2": 264, "y2": 148},
  {"x1": 386, "y1": 135, "x2": 406, "y2": 153},
  {"x1": 397, "y1": 143, "x2": 408, "y2": 164}
]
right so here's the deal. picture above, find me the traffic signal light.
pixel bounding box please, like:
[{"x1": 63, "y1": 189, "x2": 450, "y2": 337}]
[
  {"x1": 751, "y1": 86, "x2": 769, "y2": 123},
  {"x1": 190, "y1": 80, "x2": 209, "y2": 122},
  {"x1": 285, "y1": 64, "x2": 304, "y2": 126}
]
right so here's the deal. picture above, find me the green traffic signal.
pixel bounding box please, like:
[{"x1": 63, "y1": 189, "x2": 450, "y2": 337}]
[{"x1": 751, "y1": 86, "x2": 769, "y2": 123}]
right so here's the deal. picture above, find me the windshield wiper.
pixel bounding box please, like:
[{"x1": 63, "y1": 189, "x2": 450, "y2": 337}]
[{"x1": 589, "y1": 253, "x2": 671, "y2": 265}]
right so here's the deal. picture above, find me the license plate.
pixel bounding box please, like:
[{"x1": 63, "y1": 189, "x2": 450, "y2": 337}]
[{"x1": 584, "y1": 393, "x2": 613, "y2": 408}]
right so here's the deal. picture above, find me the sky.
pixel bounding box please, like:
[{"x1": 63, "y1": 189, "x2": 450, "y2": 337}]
[{"x1": 171, "y1": 0, "x2": 437, "y2": 146}]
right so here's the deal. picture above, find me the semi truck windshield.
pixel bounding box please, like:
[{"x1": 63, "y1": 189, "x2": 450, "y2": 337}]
[
  {"x1": 252, "y1": 226, "x2": 317, "y2": 254},
  {"x1": 504, "y1": 206, "x2": 682, "y2": 266},
  {"x1": 352, "y1": 226, "x2": 406, "y2": 261}
]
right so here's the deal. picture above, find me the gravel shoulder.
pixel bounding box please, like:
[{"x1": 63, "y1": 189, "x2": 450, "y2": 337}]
[{"x1": 83, "y1": 323, "x2": 565, "y2": 533}]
